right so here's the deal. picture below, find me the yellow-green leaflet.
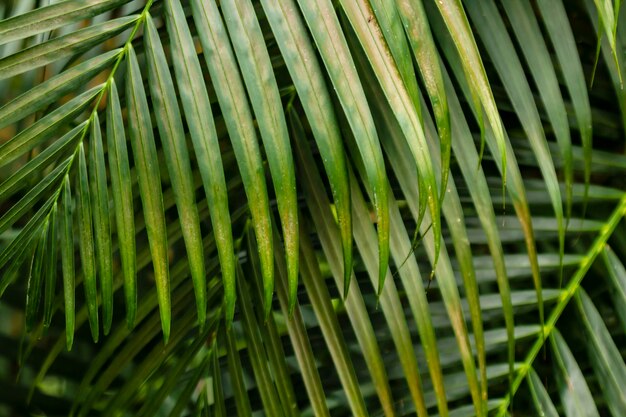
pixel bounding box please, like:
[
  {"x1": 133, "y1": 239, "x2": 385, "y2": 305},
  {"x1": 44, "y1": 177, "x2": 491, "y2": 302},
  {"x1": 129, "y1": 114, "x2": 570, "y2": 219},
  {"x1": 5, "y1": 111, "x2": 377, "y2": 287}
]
[
  {"x1": 190, "y1": 0, "x2": 274, "y2": 318},
  {"x1": 126, "y1": 45, "x2": 171, "y2": 343},
  {"x1": 164, "y1": 0, "x2": 236, "y2": 325},
  {"x1": 296, "y1": 0, "x2": 390, "y2": 298},
  {"x1": 144, "y1": 14, "x2": 207, "y2": 330},
  {"x1": 221, "y1": 0, "x2": 299, "y2": 315},
  {"x1": 340, "y1": 0, "x2": 442, "y2": 283},
  {"x1": 428, "y1": 1, "x2": 544, "y2": 358},
  {"x1": 394, "y1": 0, "x2": 451, "y2": 206},
  {"x1": 431, "y1": 0, "x2": 508, "y2": 188},
  {"x1": 261, "y1": 0, "x2": 353, "y2": 298}
]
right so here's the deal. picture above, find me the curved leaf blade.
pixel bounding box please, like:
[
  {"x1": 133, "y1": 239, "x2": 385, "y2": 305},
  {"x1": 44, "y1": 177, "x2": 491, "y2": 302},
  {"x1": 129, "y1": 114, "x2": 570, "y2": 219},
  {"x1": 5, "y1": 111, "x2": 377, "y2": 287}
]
[
  {"x1": 296, "y1": 0, "x2": 390, "y2": 297},
  {"x1": 426, "y1": 1, "x2": 543, "y2": 345},
  {"x1": 464, "y1": 0, "x2": 564, "y2": 293},
  {"x1": 261, "y1": 0, "x2": 353, "y2": 297},
  {"x1": 432, "y1": 0, "x2": 507, "y2": 184},
  {"x1": 395, "y1": 0, "x2": 451, "y2": 204},
  {"x1": 343, "y1": 0, "x2": 443, "y2": 287}
]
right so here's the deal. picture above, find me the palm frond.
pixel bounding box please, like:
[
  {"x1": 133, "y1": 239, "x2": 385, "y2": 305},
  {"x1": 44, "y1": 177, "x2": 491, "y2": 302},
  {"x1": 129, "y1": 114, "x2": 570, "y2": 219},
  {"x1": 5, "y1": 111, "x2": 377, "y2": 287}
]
[{"x1": 0, "y1": 0, "x2": 625, "y2": 416}]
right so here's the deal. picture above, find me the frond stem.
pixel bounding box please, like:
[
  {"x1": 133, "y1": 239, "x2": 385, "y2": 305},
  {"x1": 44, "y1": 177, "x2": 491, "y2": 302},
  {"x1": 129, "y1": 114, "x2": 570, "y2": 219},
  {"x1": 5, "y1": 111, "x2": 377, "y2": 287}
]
[{"x1": 496, "y1": 193, "x2": 626, "y2": 416}]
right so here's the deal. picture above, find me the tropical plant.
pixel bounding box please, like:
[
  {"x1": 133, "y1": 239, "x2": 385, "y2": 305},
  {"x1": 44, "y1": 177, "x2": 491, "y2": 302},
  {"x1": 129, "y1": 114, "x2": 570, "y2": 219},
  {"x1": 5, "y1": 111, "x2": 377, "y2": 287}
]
[{"x1": 0, "y1": 0, "x2": 625, "y2": 415}]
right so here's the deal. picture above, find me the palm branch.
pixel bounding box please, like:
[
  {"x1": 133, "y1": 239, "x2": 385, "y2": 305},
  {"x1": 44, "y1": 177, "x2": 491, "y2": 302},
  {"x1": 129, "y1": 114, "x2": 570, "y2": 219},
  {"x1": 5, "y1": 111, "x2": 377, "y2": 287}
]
[{"x1": 0, "y1": 0, "x2": 625, "y2": 416}]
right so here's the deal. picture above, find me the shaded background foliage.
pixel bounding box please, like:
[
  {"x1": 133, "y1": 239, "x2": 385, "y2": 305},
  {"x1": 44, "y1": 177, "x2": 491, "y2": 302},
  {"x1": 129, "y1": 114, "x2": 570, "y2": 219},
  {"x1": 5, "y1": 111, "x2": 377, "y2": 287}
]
[{"x1": 0, "y1": 0, "x2": 626, "y2": 416}]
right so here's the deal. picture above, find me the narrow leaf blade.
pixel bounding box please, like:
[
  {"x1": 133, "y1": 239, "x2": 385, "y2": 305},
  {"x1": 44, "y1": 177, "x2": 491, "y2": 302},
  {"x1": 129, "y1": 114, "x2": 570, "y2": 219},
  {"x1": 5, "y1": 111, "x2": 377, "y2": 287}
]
[
  {"x1": 77, "y1": 143, "x2": 99, "y2": 342},
  {"x1": 126, "y1": 45, "x2": 170, "y2": 343},
  {"x1": 106, "y1": 80, "x2": 136, "y2": 329},
  {"x1": 164, "y1": 0, "x2": 236, "y2": 325},
  {"x1": 144, "y1": 14, "x2": 207, "y2": 330}
]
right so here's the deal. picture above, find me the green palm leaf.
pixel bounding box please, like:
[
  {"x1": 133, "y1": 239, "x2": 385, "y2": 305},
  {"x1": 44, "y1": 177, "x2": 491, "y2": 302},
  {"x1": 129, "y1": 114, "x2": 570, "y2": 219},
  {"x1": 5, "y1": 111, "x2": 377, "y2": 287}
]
[{"x1": 0, "y1": 1, "x2": 625, "y2": 417}]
